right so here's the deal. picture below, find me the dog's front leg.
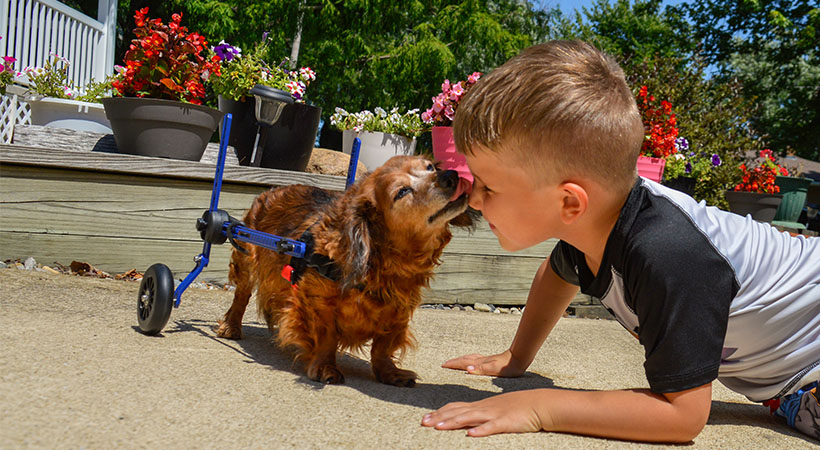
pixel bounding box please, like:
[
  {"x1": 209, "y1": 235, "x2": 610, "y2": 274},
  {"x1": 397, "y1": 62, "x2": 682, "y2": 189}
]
[
  {"x1": 305, "y1": 324, "x2": 344, "y2": 384},
  {"x1": 371, "y1": 333, "x2": 417, "y2": 387}
]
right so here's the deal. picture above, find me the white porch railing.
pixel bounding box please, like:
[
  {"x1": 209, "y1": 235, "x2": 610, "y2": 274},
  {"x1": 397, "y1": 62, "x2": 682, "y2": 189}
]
[
  {"x1": 0, "y1": 0, "x2": 117, "y2": 142},
  {"x1": 1, "y1": 0, "x2": 117, "y2": 87}
]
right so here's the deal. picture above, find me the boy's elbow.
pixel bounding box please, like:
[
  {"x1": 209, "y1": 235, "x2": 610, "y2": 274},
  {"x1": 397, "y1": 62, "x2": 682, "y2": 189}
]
[{"x1": 667, "y1": 416, "x2": 707, "y2": 443}]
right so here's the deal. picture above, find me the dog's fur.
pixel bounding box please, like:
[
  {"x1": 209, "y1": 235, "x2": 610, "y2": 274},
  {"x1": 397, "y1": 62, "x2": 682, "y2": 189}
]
[{"x1": 215, "y1": 155, "x2": 472, "y2": 386}]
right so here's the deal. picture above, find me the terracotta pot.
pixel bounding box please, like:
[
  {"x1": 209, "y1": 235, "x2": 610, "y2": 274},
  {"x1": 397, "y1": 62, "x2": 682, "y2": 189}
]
[
  {"x1": 102, "y1": 97, "x2": 223, "y2": 161},
  {"x1": 341, "y1": 130, "x2": 416, "y2": 171},
  {"x1": 636, "y1": 155, "x2": 665, "y2": 182},
  {"x1": 725, "y1": 190, "x2": 783, "y2": 223}
]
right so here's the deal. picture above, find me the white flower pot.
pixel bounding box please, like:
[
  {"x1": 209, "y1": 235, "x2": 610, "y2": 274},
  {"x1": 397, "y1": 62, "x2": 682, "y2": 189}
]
[
  {"x1": 27, "y1": 97, "x2": 113, "y2": 134},
  {"x1": 342, "y1": 130, "x2": 416, "y2": 171}
]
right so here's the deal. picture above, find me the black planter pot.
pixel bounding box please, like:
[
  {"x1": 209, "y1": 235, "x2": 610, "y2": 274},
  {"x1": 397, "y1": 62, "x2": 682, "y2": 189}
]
[
  {"x1": 217, "y1": 95, "x2": 258, "y2": 166},
  {"x1": 725, "y1": 190, "x2": 783, "y2": 223},
  {"x1": 102, "y1": 97, "x2": 223, "y2": 161},
  {"x1": 664, "y1": 177, "x2": 696, "y2": 197},
  {"x1": 258, "y1": 102, "x2": 321, "y2": 171}
]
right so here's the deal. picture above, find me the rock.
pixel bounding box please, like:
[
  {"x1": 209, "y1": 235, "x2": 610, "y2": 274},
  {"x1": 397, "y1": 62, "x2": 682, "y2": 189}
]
[
  {"x1": 473, "y1": 302, "x2": 492, "y2": 313},
  {"x1": 464, "y1": 306, "x2": 474, "y2": 312},
  {"x1": 305, "y1": 147, "x2": 368, "y2": 180},
  {"x1": 23, "y1": 257, "x2": 37, "y2": 270},
  {"x1": 0, "y1": 261, "x2": 6, "y2": 269},
  {"x1": 511, "y1": 308, "x2": 522, "y2": 315},
  {"x1": 497, "y1": 307, "x2": 510, "y2": 314}
]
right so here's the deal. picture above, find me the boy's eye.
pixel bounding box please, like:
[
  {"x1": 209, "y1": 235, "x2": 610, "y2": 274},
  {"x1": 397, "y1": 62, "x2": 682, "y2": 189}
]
[{"x1": 394, "y1": 186, "x2": 413, "y2": 201}]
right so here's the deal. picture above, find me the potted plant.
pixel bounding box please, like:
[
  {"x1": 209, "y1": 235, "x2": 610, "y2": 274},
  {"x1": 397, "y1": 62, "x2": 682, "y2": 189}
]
[
  {"x1": 330, "y1": 107, "x2": 424, "y2": 170},
  {"x1": 422, "y1": 72, "x2": 481, "y2": 196},
  {"x1": 725, "y1": 149, "x2": 786, "y2": 223},
  {"x1": 635, "y1": 85, "x2": 681, "y2": 182},
  {"x1": 103, "y1": 8, "x2": 223, "y2": 161},
  {"x1": 772, "y1": 159, "x2": 813, "y2": 226},
  {"x1": 209, "y1": 39, "x2": 318, "y2": 170},
  {"x1": 21, "y1": 53, "x2": 114, "y2": 134},
  {"x1": 0, "y1": 38, "x2": 15, "y2": 95},
  {"x1": 662, "y1": 137, "x2": 724, "y2": 197}
]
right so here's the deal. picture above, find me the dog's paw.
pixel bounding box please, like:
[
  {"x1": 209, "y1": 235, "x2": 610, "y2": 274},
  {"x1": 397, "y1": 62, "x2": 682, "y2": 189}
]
[
  {"x1": 214, "y1": 320, "x2": 242, "y2": 339},
  {"x1": 307, "y1": 363, "x2": 345, "y2": 384},
  {"x1": 374, "y1": 367, "x2": 417, "y2": 387}
]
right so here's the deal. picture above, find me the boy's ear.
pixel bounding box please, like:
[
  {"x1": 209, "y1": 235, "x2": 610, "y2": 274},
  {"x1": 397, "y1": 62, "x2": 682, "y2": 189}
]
[{"x1": 558, "y1": 182, "x2": 588, "y2": 224}]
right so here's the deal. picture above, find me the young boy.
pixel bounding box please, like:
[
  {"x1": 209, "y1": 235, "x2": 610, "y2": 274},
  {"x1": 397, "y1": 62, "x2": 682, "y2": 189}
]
[{"x1": 420, "y1": 40, "x2": 820, "y2": 442}]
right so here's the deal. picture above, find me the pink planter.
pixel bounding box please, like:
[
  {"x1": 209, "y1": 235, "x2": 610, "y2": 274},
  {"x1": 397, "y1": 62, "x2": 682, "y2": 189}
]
[
  {"x1": 432, "y1": 126, "x2": 473, "y2": 197},
  {"x1": 636, "y1": 155, "x2": 665, "y2": 182}
]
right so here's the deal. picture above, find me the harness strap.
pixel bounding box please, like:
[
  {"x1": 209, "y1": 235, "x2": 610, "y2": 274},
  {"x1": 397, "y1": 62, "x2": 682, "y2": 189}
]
[{"x1": 282, "y1": 225, "x2": 342, "y2": 285}]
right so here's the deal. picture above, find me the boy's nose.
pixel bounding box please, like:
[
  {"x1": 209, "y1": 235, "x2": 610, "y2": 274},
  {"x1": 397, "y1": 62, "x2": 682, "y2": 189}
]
[{"x1": 468, "y1": 188, "x2": 483, "y2": 211}]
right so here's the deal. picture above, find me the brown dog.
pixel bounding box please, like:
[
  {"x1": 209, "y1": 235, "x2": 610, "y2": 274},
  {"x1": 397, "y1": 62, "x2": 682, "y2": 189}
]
[{"x1": 215, "y1": 155, "x2": 471, "y2": 386}]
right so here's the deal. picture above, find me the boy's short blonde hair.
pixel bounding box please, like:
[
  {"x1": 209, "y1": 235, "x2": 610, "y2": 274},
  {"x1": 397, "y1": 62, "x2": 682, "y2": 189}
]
[{"x1": 454, "y1": 40, "x2": 644, "y2": 192}]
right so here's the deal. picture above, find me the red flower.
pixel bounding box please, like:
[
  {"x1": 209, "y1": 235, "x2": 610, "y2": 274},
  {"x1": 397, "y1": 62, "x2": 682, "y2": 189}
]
[{"x1": 114, "y1": 8, "x2": 211, "y2": 104}]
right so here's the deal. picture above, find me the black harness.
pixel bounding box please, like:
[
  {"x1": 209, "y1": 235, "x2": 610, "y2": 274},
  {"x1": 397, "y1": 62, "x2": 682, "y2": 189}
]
[{"x1": 281, "y1": 227, "x2": 343, "y2": 285}]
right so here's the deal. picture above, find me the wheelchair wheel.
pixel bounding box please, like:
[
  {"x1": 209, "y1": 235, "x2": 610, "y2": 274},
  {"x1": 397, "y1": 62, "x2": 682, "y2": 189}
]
[{"x1": 137, "y1": 263, "x2": 174, "y2": 335}]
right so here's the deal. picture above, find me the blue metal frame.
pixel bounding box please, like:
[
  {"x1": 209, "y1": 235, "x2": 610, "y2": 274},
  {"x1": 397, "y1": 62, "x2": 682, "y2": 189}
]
[{"x1": 171, "y1": 113, "x2": 361, "y2": 307}]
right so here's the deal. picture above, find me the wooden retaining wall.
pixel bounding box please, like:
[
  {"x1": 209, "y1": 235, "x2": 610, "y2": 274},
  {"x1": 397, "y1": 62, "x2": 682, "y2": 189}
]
[{"x1": 0, "y1": 126, "x2": 597, "y2": 312}]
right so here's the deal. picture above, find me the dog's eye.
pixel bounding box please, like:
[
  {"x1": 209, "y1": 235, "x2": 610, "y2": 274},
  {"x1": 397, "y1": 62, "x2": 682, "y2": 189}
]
[
  {"x1": 394, "y1": 187, "x2": 413, "y2": 201},
  {"x1": 426, "y1": 163, "x2": 434, "y2": 172}
]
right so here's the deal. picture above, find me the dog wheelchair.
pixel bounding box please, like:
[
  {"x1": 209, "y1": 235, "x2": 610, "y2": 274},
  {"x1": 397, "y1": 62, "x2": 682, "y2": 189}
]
[{"x1": 136, "y1": 107, "x2": 362, "y2": 336}]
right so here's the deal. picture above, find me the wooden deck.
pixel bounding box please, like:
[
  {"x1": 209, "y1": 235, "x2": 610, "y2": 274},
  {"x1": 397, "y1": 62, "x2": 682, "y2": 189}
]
[{"x1": 0, "y1": 125, "x2": 597, "y2": 311}]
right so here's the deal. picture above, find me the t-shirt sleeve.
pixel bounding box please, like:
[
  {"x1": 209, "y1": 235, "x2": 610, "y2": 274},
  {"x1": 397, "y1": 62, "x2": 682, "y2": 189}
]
[
  {"x1": 626, "y1": 235, "x2": 736, "y2": 394},
  {"x1": 549, "y1": 240, "x2": 581, "y2": 286}
]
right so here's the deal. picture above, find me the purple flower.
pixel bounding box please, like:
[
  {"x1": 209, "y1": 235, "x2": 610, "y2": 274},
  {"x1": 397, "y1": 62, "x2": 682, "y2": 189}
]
[
  {"x1": 214, "y1": 41, "x2": 241, "y2": 62},
  {"x1": 685, "y1": 162, "x2": 692, "y2": 173},
  {"x1": 711, "y1": 154, "x2": 722, "y2": 167},
  {"x1": 675, "y1": 137, "x2": 689, "y2": 152}
]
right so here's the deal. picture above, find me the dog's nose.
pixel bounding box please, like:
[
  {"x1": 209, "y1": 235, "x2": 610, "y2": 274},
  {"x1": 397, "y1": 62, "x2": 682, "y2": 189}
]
[{"x1": 436, "y1": 170, "x2": 458, "y2": 191}]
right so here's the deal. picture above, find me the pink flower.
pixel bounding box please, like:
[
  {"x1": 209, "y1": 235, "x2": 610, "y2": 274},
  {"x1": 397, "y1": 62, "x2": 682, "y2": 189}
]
[
  {"x1": 299, "y1": 67, "x2": 316, "y2": 81},
  {"x1": 432, "y1": 97, "x2": 445, "y2": 113},
  {"x1": 3, "y1": 56, "x2": 15, "y2": 64},
  {"x1": 467, "y1": 72, "x2": 481, "y2": 84},
  {"x1": 441, "y1": 79, "x2": 451, "y2": 94},
  {"x1": 444, "y1": 104, "x2": 455, "y2": 121},
  {"x1": 421, "y1": 110, "x2": 432, "y2": 123}
]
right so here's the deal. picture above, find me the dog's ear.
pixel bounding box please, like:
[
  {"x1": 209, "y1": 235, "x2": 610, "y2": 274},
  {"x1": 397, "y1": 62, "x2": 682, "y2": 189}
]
[
  {"x1": 341, "y1": 195, "x2": 378, "y2": 291},
  {"x1": 448, "y1": 207, "x2": 482, "y2": 233}
]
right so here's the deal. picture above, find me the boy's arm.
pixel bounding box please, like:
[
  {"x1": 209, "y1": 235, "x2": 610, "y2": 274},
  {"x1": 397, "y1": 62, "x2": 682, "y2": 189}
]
[
  {"x1": 442, "y1": 257, "x2": 578, "y2": 376},
  {"x1": 423, "y1": 382, "x2": 712, "y2": 443}
]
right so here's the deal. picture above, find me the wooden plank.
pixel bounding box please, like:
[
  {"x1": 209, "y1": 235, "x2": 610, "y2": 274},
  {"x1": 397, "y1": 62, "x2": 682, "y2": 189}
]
[{"x1": 0, "y1": 144, "x2": 348, "y2": 190}]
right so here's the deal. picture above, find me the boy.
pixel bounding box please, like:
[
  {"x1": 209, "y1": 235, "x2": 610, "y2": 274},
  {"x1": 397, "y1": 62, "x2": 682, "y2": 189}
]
[{"x1": 420, "y1": 40, "x2": 820, "y2": 442}]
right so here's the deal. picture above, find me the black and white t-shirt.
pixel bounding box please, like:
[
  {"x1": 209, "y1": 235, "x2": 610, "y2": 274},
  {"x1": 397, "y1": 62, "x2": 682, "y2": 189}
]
[{"x1": 550, "y1": 178, "x2": 820, "y2": 402}]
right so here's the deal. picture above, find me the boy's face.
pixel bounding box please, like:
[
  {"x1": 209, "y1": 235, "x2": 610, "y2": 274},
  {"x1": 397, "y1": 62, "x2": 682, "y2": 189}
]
[{"x1": 466, "y1": 149, "x2": 563, "y2": 252}]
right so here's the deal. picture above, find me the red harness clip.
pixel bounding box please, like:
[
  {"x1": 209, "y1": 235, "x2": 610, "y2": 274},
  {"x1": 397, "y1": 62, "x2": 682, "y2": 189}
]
[{"x1": 281, "y1": 265, "x2": 299, "y2": 292}]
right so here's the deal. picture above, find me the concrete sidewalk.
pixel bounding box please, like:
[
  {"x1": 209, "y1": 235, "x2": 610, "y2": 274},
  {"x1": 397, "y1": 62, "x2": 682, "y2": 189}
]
[{"x1": 1, "y1": 268, "x2": 815, "y2": 448}]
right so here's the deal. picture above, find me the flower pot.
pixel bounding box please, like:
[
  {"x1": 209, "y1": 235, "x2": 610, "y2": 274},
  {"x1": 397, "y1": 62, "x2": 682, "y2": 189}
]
[
  {"x1": 341, "y1": 130, "x2": 417, "y2": 171},
  {"x1": 257, "y1": 102, "x2": 321, "y2": 171},
  {"x1": 772, "y1": 176, "x2": 813, "y2": 223},
  {"x1": 102, "y1": 97, "x2": 223, "y2": 161},
  {"x1": 637, "y1": 155, "x2": 665, "y2": 182},
  {"x1": 217, "y1": 95, "x2": 258, "y2": 166},
  {"x1": 27, "y1": 97, "x2": 112, "y2": 133},
  {"x1": 663, "y1": 176, "x2": 696, "y2": 197},
  {"x1": 725, "y1": 190, "x2": 783, "y2": 223}
]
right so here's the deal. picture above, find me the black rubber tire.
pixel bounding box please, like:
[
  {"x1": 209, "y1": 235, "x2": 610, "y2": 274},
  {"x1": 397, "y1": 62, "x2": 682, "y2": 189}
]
[{"x1": 137, "y1": 263, "x2": 174, "y2": 335}]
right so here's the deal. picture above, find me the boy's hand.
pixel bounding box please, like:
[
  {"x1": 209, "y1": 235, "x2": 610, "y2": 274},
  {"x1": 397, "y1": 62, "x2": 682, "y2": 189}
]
[
  {"x1": 422, "y1": 390, "x2": 547, "y2": 436},
  {"x1": 442, "y1": 349, "x2": 526, "y2": 377}
]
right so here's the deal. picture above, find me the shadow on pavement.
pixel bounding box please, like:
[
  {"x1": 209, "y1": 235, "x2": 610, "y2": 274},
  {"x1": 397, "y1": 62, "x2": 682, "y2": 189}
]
[{"x1": 162, "y1": 318, "x2": 557, "y2": 411}]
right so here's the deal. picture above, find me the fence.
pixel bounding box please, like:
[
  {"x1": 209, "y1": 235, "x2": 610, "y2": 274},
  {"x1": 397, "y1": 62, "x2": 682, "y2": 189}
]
[{"x1": 0, "y1": 0, "x2": 117, "y2": 142}]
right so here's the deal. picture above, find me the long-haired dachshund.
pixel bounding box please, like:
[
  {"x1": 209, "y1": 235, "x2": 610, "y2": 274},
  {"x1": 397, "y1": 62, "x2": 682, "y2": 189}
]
[{"x1": 215, "y1": 155, "x2": 472, "y2": 386}]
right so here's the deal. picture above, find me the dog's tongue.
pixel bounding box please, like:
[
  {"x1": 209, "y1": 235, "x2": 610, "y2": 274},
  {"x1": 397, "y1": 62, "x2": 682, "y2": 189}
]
[
  {"x1": 450, "y1": 177, "x2": 473, "y2": 202},
  {"x1": 439, "y1": 152, "x2": 474, "y2": 202}
]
